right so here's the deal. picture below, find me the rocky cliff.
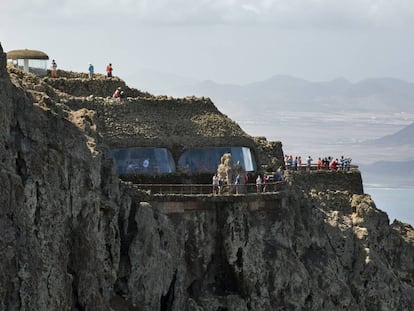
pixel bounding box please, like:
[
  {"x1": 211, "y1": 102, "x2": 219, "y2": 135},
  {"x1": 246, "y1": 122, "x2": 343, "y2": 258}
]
[{"x1": 1, "y1": 52, "x2": 413, "y2": 311}]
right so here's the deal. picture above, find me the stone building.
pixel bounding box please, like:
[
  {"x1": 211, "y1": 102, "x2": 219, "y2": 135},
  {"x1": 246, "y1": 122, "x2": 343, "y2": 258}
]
[{"x1": 6, "y1": 48, "x2": 49, "y2": 76}]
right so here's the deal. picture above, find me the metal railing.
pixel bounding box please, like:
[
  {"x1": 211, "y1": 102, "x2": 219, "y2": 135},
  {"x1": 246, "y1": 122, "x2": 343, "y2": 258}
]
[
  {"x1": 285, "y1": 163, "x2": 358, "y2": 171},
  {"x1": 131, "y1": 181, "x2": 287, "y2": 195}
]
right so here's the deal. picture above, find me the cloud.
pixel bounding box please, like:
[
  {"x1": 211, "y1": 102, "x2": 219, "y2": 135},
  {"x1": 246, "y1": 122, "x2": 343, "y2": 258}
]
[{"x1": 2, "y1": 0, "x2": 414, "y2": 29}]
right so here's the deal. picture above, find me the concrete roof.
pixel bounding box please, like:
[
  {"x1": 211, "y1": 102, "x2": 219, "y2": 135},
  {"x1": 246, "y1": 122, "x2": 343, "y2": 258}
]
[{"x1": 7, "y1": 49, "x2": 49, "y2": 60}]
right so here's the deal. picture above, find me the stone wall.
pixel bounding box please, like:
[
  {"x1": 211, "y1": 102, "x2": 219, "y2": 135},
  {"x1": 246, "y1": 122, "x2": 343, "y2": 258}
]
[
  {"x1": 45, "y1": 74, "x2": 151, "y2": 98},
  {"x1": 288, "y1": 169, "x2": 364, "y2": 194}
]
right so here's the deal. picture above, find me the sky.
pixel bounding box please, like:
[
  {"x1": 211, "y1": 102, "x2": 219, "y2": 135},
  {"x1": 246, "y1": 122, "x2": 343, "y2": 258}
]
[{"x1": 1, "y1": 0, "x2": 414, "y2": 88}]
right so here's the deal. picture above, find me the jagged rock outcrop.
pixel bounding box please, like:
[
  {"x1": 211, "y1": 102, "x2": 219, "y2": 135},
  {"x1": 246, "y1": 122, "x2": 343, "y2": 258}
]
[
  {"x1": 1, "y1": 61, "x2": 413, "y2": 311},
  {"x1": 115, "y1": 186, "x2": 414, "y2": 311},
  {"x1": 0, "y1": 57, "x2": 126, "y2": 310},
  {"x1": 0, "y1": 43, "x2": 6, "y2": 78},
  {"x1": 6, "y1": 66, "x2": 272, "y2": 166}
]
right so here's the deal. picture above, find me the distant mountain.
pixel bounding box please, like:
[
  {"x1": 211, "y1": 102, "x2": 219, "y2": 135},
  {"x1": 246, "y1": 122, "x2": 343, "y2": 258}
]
[
  {"x1": 367, "y1": 122, "x2": 414, "y2": 146},
  {"x1": 161, "y1": 75, "x2": 414, "y2": 114}
]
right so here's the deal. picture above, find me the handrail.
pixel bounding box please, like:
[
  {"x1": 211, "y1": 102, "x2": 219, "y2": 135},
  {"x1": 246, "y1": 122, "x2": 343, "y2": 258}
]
[
  {"x1": 286, "y1": 164, "x2": 358, "y2": 170},
  {"x1": 130, "y1": 181, "x2": 287, "y2": 195}
]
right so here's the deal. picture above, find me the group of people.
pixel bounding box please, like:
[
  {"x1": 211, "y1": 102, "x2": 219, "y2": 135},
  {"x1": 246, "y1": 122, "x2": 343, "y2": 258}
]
[
  {"x1": 284, "y1": 155, "x2": 313, "y2": 171},
  {"x1": 50, "y1": 60, "x2": 125, "y2": 98},
  {"x1": 212, "y1": 171, "x2": 285, "y2": 195},
  {"x1": 49, "y1": 60, "x2": 114, "y2": 80},
  {"x1": 113, "y1": 86, "x2": 125, "y2": 98},
  {"x1": 88, "y1": 62, "x2": 112, "y2": 79},
  {"x1": 212, "y1": 173, "x2": 249, "y2": 195},
  {"x1": 255, "y1": 174, "x2": 269, "y2": 193},
  {"x1": 284, "y1": 154, "x2": 352, "y2": 171},
  {"x1": 316, "y1": 156, "x2": 352, "y2": 171}
]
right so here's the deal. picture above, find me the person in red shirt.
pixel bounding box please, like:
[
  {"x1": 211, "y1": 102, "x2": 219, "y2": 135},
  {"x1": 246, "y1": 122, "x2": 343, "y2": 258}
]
[
  {"x1": 330, "y1": 158, "x2": 338, "y2": 171},
  {"x1": 317, "y1": 157, "x2": 322, "y2": 170},
  {"x1": 106, "y1": 63, "x2": 113, "y2": 78}
]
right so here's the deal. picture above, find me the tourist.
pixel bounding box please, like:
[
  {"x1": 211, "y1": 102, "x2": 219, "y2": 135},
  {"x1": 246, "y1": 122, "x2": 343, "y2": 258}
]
[
  {"x1": 88, "y1": 63, "x2": 94, "y2": 79},
  {"x1": 330, "y1": 158, "x2": 338, "y2": 170},
  {"x1": 235, "y1": 174, "x2": 241, "y2": 194},
  {"x1": 212, "y1": 174, "x2": 219, "y2": 195},
  {"x1": 317, "y1": 157, "x2": 322, "y2": 170},
  {"x1": 51, "y1": 59, "x2": 58, "y2": 78},
  {"x1": 262, "y1": 174, "x2": 268, "y2": 192},
  {"x1": 339, "y1": 156, "x2": 346, "y2": 171},
  {"x1": 218, "y1": 178, "x2": 224, "y2": 194},
  {"x1": 298, "y1": 156, "x2": 302, "y2": 171},
  {"x1": 244, "y1": 173, "x2": 249, "y2": 184},
  {"x1": 293, "y1": 157, "x2": 298, "y2": 170},
  {"x1": 106, "y1": 63, "x2": 113, "y2": 78},
  {"x1": 113, "y1": 87, "x2": 125, "y2": 99},
  {"x1": 256, "y1": 175, "x2": 262, "y2": 193},
  {"x1": 306, "y1": 156, "x2": 313, "y2": 171},
  {"x1": 345, "y1": 157, "x2": 352, "y2": 171},
  {"x1": 287, "y1": 155, "x2": 293, "y2": 170},
  {"x1": 275, "y1": 167, "x2": 283, "y2": 181},
  {"x1": 113, "y1": 87, "x2": 122, "y2": 98},
  {"x1": 321, "y1": 157, "x2": 327, "y2": 169}
]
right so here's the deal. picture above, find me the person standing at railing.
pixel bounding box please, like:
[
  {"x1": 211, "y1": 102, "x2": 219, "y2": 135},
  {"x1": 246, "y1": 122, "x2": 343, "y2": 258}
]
[
  {"x1": 256, "y1": 175, "x2": 262, "y2": 193},
  {"x1": 317, "y1": 157, "x2": 322, "y2": 170},
  {"x1": 293, "y1": 157, "x2": 298, "y2": 171},
  {"x1": 339, "y1": 156, "x2": 346, "y2": 171},
  {"x1": 235, "y1": 174, "x2": 241, "y2": 194},
  {"x1": 212, "y1": 174, "x2": 219, "y2": 195},
  {"x1": 263, "y1": 174, "x2": 268, "y2": 192},
  {"x1": 218, "y1": 178, "x2": 224, "y2": 194},
  {"x1": 306, "y1": 156, "x2": 313, "y2": 171},
  {"x1": 287, "y1": 155, "x2": 293, "y2": 170},
  {"x1": 330, "y1": 158, "x2": 338, "y2": 170}
]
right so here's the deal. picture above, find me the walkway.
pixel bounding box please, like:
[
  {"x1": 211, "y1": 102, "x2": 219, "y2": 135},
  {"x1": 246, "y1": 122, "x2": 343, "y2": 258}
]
[
  {"x1": 123, "y1": 181, "x2": 288, "y2": 214},
  {"x1": 125, "y1": 181, "x2": 287, "y2": 196}
]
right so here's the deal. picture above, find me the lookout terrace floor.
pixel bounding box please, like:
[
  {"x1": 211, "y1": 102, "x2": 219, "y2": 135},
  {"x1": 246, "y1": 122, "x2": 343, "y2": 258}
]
[{"x1": 124, "y1": 183, "x2": 288, "y2": 214}]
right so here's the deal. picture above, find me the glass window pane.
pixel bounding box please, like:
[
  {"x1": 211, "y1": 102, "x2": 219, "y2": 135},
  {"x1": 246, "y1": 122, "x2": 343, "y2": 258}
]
[
  {"x1": 178, "y1": 147, "x2": 256, "y2": 173},
  {"x1": 109, "y1": 147, "x2": 176, "y2": 174}
]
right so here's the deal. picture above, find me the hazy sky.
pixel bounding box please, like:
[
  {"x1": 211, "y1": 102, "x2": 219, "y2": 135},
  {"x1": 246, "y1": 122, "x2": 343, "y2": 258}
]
[{"x1": 1, "y1": 0, "x2": 414, "y2": 87}]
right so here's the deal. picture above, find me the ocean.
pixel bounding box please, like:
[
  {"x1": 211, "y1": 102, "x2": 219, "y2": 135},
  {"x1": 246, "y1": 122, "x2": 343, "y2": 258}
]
[{"x1": 365, "y1": 187, "x2": 414, "y2": 227}]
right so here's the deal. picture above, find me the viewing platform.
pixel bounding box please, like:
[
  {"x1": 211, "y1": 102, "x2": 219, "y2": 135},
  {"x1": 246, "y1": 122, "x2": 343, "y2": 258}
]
[{"x1": 123, "y1": 182, "x2": 288, "y2": 214}]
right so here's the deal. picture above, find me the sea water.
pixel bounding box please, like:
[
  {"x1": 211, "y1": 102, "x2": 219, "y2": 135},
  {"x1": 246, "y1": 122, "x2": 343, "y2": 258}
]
[{"x1": 365, "y1": 187, "x2": 414, "y2": 227}]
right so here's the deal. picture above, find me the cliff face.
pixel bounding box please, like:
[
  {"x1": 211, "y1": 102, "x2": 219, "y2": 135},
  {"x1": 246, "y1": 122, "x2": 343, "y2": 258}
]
[
  {"x1": 118, "y1": 186, "x2": 414, "y2": 311},
  {"x1": 0, "y1": 52, "x2": 125, "y2": 310},
  {"x1": 1, "y1": 60, "x2": 414, "y2": 311}
]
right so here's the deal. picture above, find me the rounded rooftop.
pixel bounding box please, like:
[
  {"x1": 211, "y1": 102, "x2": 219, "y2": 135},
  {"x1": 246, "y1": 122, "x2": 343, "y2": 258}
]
[{"x1": 7, "y1": 49, "x2": 49, "y2": 60}]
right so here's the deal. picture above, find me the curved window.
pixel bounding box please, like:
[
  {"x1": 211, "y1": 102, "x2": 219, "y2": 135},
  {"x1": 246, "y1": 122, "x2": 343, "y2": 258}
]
[
  {"x1": 177, "y1": 147, "x2": 256, "y2": 173},
  {"x1": 109, "y1": 147, "x2": 176, "y2": 174}
]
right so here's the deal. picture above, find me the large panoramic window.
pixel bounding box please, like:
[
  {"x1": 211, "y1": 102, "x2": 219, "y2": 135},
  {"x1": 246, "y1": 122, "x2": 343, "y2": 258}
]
[
  {"x1": 177, "y1": 147, "x2": 256, "y2": 173},
  {"x1": 109, "y1": 147, "x2": 176, "y2": 174}
]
